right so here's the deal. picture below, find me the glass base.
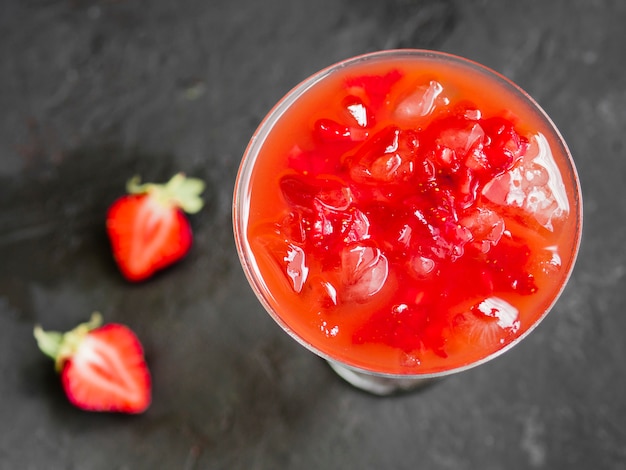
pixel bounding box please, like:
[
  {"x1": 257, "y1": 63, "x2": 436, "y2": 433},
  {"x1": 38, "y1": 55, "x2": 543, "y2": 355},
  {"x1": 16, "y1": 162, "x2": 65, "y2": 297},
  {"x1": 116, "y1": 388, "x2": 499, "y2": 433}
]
[{"x1": 326, "y1": 360, "x2": 439, "y2": 396}]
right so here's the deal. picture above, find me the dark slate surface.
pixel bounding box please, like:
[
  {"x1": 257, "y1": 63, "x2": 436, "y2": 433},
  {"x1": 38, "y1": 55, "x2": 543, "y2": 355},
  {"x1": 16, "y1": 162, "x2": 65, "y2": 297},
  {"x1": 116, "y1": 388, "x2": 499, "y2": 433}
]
[{"x1": 1, "y1": 1, "x2": 624, "y2": 468}]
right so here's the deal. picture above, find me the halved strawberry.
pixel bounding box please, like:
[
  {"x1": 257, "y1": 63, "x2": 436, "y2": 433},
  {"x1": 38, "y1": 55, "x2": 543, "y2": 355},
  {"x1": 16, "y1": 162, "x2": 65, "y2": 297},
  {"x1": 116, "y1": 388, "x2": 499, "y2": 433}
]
[
  {"x1": 34, "y1": 313, "x2": 151, "y2": 414},
  {"x1": 106, "y1": 173, "x2": 205, "y2": 282}
]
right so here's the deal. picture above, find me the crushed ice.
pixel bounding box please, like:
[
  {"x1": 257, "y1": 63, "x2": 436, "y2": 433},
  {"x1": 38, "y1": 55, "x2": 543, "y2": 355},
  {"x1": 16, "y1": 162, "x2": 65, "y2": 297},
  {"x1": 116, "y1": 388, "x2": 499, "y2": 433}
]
[
  {"x1": 341, "y1": 244, "x2": 389, "y2": 301},
  {"x1": 283, "y1": 244, "x2": 309, "y2": 293},
  {"x1": 475, "y1": 297, "x2": 520, "y2": 333},
  {"x1": 394, "y1": 80, "x2": 444, "y2": 120}
]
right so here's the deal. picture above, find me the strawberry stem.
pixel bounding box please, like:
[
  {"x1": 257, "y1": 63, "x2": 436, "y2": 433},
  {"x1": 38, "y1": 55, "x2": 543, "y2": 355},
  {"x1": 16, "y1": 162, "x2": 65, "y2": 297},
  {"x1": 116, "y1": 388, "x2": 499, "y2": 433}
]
[
  {"x1": 33, "y1": 328, "x2": 63, "y2": 361},
  {"x1": 34, "y1": 312, "x2": 103, "y2": 372},
  {"x1": 126, "y1": 173, "x2": 205, "y2": 214}
]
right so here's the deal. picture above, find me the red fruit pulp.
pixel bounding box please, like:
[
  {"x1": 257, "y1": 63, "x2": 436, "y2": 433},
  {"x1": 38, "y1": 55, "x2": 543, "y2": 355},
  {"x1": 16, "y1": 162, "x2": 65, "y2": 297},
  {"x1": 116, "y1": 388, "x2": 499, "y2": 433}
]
[
  {"x1": 107, "y1": 195, "x2": 192, "y2": 282},
  {"x1": 236, "y1": 51, "x2": 581, "y2": 375},
  {"x1": 62, "y1": 324, "x2": 151, "y2": 413}
]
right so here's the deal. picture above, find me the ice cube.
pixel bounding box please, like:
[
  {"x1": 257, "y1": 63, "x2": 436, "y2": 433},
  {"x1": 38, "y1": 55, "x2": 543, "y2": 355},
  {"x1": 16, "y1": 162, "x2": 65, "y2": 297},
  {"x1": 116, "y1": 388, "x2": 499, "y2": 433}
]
[
  {"x1": 523, "y1": 133, "x2": 569, "y2": 230},
  {"x1": 415, "y1": 157, "x2": 437, "y2": 183},
  {"x1": 348, "y1": 126, "x2": 419, "y2": 184},
  {"x1": 309, "y1": 208, "x2": 334, "y2": 243},
  {"x1": 523, "y1": 164, "x2": 549, "y2": 188},
  {"x1": 532, "y1": 134, "x2": 569, "y2": 211},
  {"x1": 464, "y1": 144, "x2": 490, "y2": 175},
  {"x1": 280, "y1": 175, "x2": 362, "y2": 246},
  {"x1": 343, "y1": 208, "x2": 371, "y2": 243},
  {"x1": 283, "y1": 244, "x2": 309, "y2": 293},
  {"x1": 456, "y1": 297, "x2": 520, "y2": 347},
  {"x1": 460, "y1": 207, "x2": 505, "y2": 252},
  {"x1": 481, "y1": 172, "x2": 511, "y2": 206},
  {"x1": 305, "y1": 199, "x2": 370, "y2": 248},
  {"x1": 410, "y1": 256, "x2": 435, "y2": 278},
  {"x1": 482, "y1": 133, "x2": 569, "y2": 231},
  {"x1": 481, "y1": 116, "x2": 529, "y2": 171},
  {"x1": 429, "y1": 223, "x2": 472, "y2": 261},
  {"x1": 370, "y1": 153, "x2": 407, "y2": 182},
  {"x1": 462, "y1": 107, "x2": 482, "y2": 120},
  {"x1": 315, "y1": 180, "x2": 353, "y2": 211},
  {"x1": 438, "y1": 122, "x2": 485, "y2": 155},
  {"x1": 538, "y1": 245, "x2": 562, "y2": 276},
  {"x1": 394, "y1": 80, "x2": 444, "y2": 120},
  {"x1": 475, "y1": 297, "x2": 520, "y2": 332},
  {"x1": 251, "y1": 232, "x2": 310, "y2": 294},
  {"x1": 279, "y1": 210, "x2": 306, "y2": 244},
  {"x1": 431, "y1": 121, "x2": 486, "y2": 177},
  {"x1": 525, "y1": 186, "x2": 560, "y2": 227},
  {"x1": 341, "y1": 244, "x2": 389, "y2": 302}
]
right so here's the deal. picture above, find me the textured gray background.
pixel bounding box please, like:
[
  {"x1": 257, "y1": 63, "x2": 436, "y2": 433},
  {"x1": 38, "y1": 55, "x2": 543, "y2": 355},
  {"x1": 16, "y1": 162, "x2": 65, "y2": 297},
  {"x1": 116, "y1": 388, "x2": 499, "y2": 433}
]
[{"x1": 1, "y1": 0, "x2": 624, "y2": 468}]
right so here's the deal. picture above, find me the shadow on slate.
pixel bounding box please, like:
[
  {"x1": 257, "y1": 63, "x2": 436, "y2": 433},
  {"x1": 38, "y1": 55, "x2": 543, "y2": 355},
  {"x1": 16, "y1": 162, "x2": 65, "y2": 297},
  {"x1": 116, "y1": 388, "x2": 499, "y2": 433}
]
[
  {"x1": 347, "y1": 0, "x2": 458, "y2": 49},
  {"x1": 0, "y1": 143, "x2": 187, "y2": 319}
]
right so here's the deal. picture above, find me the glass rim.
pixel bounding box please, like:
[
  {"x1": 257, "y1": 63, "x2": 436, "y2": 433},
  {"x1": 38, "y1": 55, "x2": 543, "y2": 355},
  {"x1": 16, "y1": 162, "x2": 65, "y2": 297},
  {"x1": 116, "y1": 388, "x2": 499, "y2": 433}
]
[{"x1": 233, "y1": 48, "x2": 583, "y2": 379}]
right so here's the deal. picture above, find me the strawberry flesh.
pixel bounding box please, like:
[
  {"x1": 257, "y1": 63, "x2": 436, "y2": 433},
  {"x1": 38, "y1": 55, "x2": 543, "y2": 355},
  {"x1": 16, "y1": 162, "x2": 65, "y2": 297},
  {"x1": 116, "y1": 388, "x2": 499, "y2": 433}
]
[
  {"x1": 106, "y1": 173, "x2": 204, "y2": 282},
  {"x1": 34, "y1": 313, "x2": 151, "y2": 414},
  {"x1": 107, "y1": 195, "x2": 192, "y2": 281},
  {"x1": 61, "y1": 324, "x2": 151, "y2": 413}
]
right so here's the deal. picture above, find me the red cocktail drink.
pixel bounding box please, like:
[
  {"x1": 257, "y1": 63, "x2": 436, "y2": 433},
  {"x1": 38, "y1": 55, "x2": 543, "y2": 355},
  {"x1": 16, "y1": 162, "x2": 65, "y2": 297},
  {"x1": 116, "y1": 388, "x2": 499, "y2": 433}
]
[{"x1": 234, "y1": 50, "x2": 582, "y2": 391}]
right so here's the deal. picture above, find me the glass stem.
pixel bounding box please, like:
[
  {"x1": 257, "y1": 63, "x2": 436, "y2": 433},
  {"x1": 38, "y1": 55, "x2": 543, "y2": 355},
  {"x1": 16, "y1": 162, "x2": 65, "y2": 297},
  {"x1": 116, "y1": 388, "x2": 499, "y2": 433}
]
[{"x1": 326, "y1": 360, "x2": 440, "y2": 396}]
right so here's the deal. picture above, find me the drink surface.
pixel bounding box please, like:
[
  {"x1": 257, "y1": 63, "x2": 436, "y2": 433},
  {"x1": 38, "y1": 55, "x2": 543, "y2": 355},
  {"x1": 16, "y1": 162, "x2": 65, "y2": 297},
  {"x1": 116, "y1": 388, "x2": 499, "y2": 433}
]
[{"x1": 239, "y1": 52, "x2": 580, "y2": 375}]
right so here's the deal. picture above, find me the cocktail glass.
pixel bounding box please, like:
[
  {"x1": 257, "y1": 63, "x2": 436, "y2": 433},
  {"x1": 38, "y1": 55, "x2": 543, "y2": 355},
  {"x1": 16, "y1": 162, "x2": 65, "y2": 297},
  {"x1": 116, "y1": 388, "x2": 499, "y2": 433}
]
[{"x1": 233, "y1": 50, "x2": 582, "y2": 395}]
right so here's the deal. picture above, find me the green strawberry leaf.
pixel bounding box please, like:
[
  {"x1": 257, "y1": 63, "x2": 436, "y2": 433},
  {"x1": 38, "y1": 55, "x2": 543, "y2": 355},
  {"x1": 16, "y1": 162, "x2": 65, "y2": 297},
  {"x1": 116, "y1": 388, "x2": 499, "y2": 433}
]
[{"x1": 127, "y1": 173, "x2": 205, "y2": 214}]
